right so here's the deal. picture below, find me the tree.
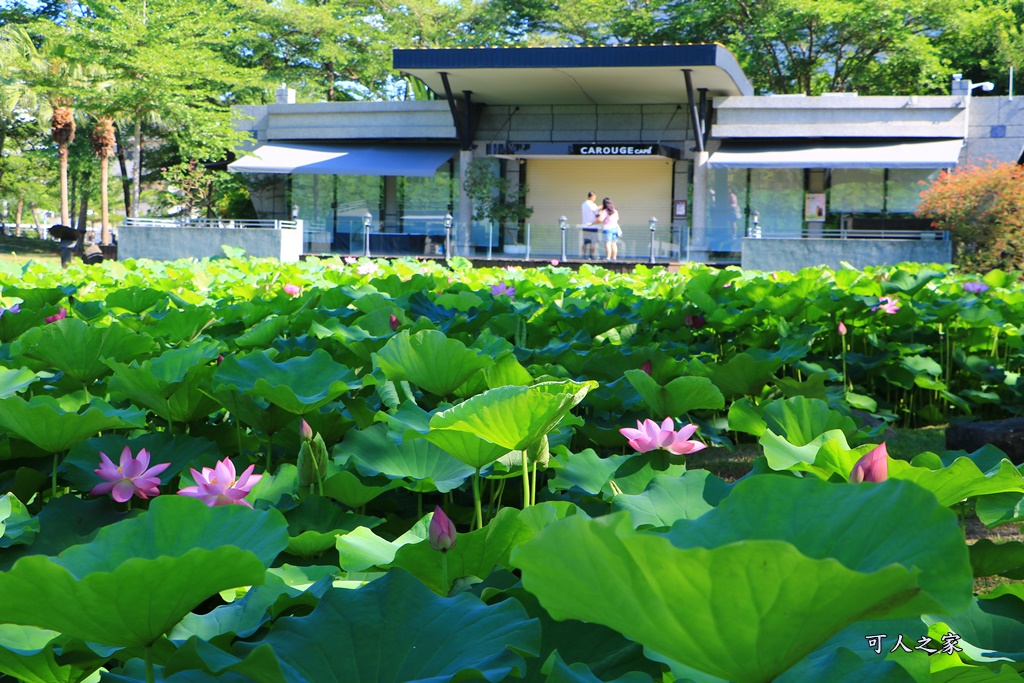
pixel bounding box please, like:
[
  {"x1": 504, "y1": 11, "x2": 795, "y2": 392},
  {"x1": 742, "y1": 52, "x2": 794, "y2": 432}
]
[
  {"x1": 916, "y1": 162, "x2": 1024, "y2": 272},
  {"x1": 91, "y1": 116, "x2": 114, "y2": 244}
]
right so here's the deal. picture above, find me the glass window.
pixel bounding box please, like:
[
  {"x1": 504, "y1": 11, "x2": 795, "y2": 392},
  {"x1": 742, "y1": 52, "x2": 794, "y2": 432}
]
[
  {"x1": 749, "y1": 168, "x2": 803, "y2": 234},
  {"x1": 886, "y1": 169, "x2": 941, "y2": 214},
  {"x1": 830, "y1": 169, "x2": 884, "y2": 213},
  {"x1": 399, "y1": 171, "x2": 455, "y2": 234}
]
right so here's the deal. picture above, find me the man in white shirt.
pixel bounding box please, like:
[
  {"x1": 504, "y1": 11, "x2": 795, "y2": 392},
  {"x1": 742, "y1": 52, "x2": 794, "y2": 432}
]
[{"x1": 580, "y1": 192, "x2": 599, "y2": 259}]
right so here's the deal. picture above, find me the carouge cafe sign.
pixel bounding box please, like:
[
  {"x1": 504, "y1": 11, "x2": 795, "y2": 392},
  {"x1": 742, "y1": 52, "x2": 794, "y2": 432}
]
[{"x1": 485, "y1": 142, "x2": 678, "y2": 158}]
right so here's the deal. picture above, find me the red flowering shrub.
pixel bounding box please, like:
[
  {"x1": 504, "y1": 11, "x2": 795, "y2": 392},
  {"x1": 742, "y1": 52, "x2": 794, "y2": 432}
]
[{"x1": 916, "y1": 162, "x2": 1024, "y2": 272}]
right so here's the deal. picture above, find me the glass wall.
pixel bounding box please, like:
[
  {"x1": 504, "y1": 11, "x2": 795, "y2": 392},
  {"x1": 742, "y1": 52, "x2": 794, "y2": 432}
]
[
  {"x1": 705, "y1": 167, "x2": 747, "y2": 252},
  {"x1": 830, "y1": 169, "x2": 885, "y2": 213},
  {"x1": 749, "y1": 168, "x2": 803, "y2": 234},
  {"x1": 886, "y1": 169, "x2": 941, "y2": 214}
]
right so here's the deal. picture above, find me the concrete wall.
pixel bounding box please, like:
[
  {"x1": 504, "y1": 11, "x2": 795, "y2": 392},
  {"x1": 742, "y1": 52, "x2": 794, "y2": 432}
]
[
  {"x1": 963, "y1": 97, "x2": 1024, "y2": 163},
  {"x1": 741, "y1": 237, "x2": 952, "y2": 272},
  {"x1": 713, "y1": 95, "x2": 967, "y2": 139},
  {"x1": 476, "y1": 104, "x2": 691, "y2": 146},
  {"x1": 118, "y1": 226, "x2": 303, "y2": 262},
  {"x1": 237, "y1": 101, "x2": 457, "y2": 143}
]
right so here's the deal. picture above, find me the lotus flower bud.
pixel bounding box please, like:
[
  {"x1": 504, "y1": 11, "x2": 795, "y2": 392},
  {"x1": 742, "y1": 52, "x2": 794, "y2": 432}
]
[
  {"x1": 389, "y1": 314, "x2": 400, "y2": 332},
  {"x1": 297, "y1": 433, "x2": 328, "y2": 488},
  {"x1": 641, "y1": 360, "x2": 652, "y2": 375},
  {"x1": 299, "y1": 419, "x2": 313, "y2": 442},
  {"x1": 850, "y1": 443, "x2": 888, "y2": 483},
  {"x1": 838, "y1": 321, "x2": 847, "y2": 336},
  {"x1": 429, "y1": 506, "x2": 457, "y2": 552}
]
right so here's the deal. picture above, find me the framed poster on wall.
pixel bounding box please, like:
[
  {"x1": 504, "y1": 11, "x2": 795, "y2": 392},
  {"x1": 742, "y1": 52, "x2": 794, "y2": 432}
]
[
  {"x1": 804, "y1": 193, "x2": 826, "y2": 221},
  {"x1": 674, "y1": 200, "x2": 687, "y2": 217}
]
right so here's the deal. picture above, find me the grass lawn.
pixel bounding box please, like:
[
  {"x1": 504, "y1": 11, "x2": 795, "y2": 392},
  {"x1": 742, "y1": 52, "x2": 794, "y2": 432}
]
[{"x1": 0, "y1": 233, "x2": 61, "y2": 263}]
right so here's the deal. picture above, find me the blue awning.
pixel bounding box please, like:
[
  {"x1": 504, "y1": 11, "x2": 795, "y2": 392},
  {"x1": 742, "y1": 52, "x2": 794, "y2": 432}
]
[
  {"x1": 708, "y1": 138, "x2": 964, "y2": 169},
  {"x1": 228, "y1": 143, "x2": 457, "y2": 176}
]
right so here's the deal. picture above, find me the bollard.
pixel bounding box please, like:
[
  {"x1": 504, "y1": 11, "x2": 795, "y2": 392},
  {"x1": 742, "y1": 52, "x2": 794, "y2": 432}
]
[
  {"x1": 559, "y1": 216, "x2": 568, "y2": 262},
  {"x1": 648, "y1": 217, "x2": 658, "y2": 265}
]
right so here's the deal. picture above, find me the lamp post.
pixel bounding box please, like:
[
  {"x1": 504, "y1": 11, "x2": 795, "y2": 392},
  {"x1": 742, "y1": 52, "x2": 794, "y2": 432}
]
[
  {"x1": 648, "y1": 217, "x2": 658, "y2": 265},
  {"x1": 443, "y1": 213, "x2": 453, "y2": 260},
  {"x1": 363, "y1": 211, "x2": 373, "y2": 257},
  {"x1": 559, "y1": 216, "x2": 568, "y2": 262}
]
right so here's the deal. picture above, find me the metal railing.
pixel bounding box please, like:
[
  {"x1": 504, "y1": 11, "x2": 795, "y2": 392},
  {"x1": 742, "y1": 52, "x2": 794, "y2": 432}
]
[
  {"x1": 749, "y1": 226, "x2": 949, "y2": 240},
  {"x1": 122, "y1": 217, "x2": 301, "y2": 230}
]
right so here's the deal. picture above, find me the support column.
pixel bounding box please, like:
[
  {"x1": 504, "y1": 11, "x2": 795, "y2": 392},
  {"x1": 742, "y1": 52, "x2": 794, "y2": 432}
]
[
  {"x1": 384, "y1": 176, "x2": 399, "y2": 232},
  {"x1": 690, "y1": 151, "x2": 709, "y2": 262},
  {"x1": 458, "y1": 148, "x2": 474, "y2": 255}
]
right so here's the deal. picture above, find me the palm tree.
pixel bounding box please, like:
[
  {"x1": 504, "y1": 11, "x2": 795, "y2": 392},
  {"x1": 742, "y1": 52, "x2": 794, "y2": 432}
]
[
  {"x1": 50, "y1": 100, "x2": 75, "y2": 227},
  {"x1": 91, "y1": 117, "x2": 115, "y2": 245}
]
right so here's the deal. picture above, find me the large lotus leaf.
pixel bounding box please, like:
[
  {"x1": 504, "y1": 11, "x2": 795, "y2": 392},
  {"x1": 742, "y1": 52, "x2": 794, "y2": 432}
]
[
  {"x1": 160, "y1": 638, "x2": 286, "y2": 683},
  {"x1": 515, "y1": 513, "x2": 924, "y2": 683},
  {"x1": 13, "y1": 318, "x2": 156, "y2": 384},
  {"x1": 169, "y1": 573, "x2": 300, "y2": 642},
  {"x1": 0, "y1": 395, "x2": 146, "y2": 454},
  {"x1": 334, "y1": 424, "x2": 475, "y2": 493},
  {"x1": 0, "y1": 497, "x2": 288, "y2": 647},
  {"x1": 607, "y1": 452, "x2": 687, "y2": 496},
  {"x1": 685, "y1": 352, "x2": 782, "y2": 399},
  {"x1": 664, "y1": 476, "x2": 972, "y2": 616},
  {"x1": 144, "y1": 307, "x2": 218, "y2": 344},
  {"x1": 336, "y1": 517, "x2": 430, "y2": 572},
  {"x1": 429, "y1": 381, "x2": 595, "y2": 452},
  {"x1": 320, "y1": 470, "x2": 401, "y2": 508},
  {"x1": 931, "y1": 666, "x2": 1024, "y2": 682},
  {"x1": 211, "y1": 387, "x2": 295, "y2": 437},
  {"x1": 923, "y1": 595, "x2": 1024, "y2": 665},
  {"x1": 213, "y1": 349, "x2": 358, "y2": 415},
  {"x1": 729, "y1": 396, "x2": 862, "y2": 445},
  {"x1": 284, "y1": 496, "x2": 382, "y2": 558},
  {"x1": 547, "y1": 448, "x2": 631, "y2": 497},
  {"x1": 774, "y1": 647, "x2": 921, "y2": 683},
  {"x1": 0, "y1": 366, "x2": 37, "y2": 398},
  {"x1": 611, "y1": 471, "x2": 730, "y2": 528},
  {"x1": 376, "y1": 401, "x2": 509, "y2": 470},
  {"x1": 234, "y1": 315, "x2": 292, "y2": 349},
  {"x1": 310, "y1": 319, "x2": 390, "y2": 364},
  {"x1": 541, "y1": 652, "x2": 654, "y2": 683},
  {"x1": 0, "y1": 497, "x2": 123, "y2": 571},
  {"x1": 236, "y1": 569, "x2": 540, "y2": 683},
  {"x1": 374, "y1": 329, "x2": 495, "y2": 397},
  {"x1": 623, "y1": 371, "x2": 724, "y2": 419},
  {"x1": 759, "y1": 428, "x2": 854, "y2": 477},
  {"x1": 970, "y1": 539, "x2": 1024, "y2": 579},
  {"x1": 108, "y1": 356, "x2": 220, "y2": 425},
  {"x1": 0, "y1": 626, "x2": 88, "y2": 683},
  {"x1": 888, "y1": 457, "x2": 1024, "y2": 508},
  {"x1": 105, "y1": 286, "x2": 165, "y2": 313}
]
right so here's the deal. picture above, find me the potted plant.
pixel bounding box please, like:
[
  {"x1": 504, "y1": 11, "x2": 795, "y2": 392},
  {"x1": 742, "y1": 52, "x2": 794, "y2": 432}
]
[{"x1": 463, "y1": 159, "x2": 533, "y2": 252}]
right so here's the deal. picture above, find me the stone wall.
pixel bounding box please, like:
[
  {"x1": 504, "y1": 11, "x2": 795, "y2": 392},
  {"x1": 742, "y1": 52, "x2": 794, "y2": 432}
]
[
  {"x1": 741, "y1": 237, "x2": 953, "y2": 272},
  {"x1": 118, "y1": 226, "x2": 303, "y2": 262}
]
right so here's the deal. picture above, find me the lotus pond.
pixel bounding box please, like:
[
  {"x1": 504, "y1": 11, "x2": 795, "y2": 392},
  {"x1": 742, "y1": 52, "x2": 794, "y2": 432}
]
[{"x1": 1, "y1": 254, "x2": 1024, "y2": 682}]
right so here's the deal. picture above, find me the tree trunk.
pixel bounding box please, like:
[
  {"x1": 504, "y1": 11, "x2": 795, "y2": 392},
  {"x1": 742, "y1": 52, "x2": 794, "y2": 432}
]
[
  {"x1": 77, "y1": 188, "x2": 89, "y2": 251},
  {"x1": 15, "y1": 197, "x2": 23, "y2": 237},
  {"x1": 131, "y1": 118, "x2": 142, "y2": 218},
  {"x1": 100, "y1": 154, "x2": 111, "y2": 245},
  {"x1": 114, "y1": 125, "x2": 132, "y2": 217},
  {"x1": 69, "y1": 172, "x2": 77, "y2": 231},
  {"x1": 0, "y1": 127, "x2": 6, "y2": 189},
  {"x1": 59, "y1": 143, "x2": 70, "y2": 226}
]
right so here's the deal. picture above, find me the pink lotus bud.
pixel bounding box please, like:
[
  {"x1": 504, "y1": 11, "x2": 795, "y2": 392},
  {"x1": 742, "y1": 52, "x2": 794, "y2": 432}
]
[
  {"x1": 641, "y1": 360, "x2": 652, "y2": 375},
  {"x1": 283, "y1": 283, "x2": 301, "y2": 297},
  {"x1": 217, "y1": 354, "x2": 224, "y2": 365},
  {"x1": 299, "y1": 419, "x2": 313, "y2": 441},
  {"x1": 429, "y1": 506, "x2": 457, "y2": 552},
  {"x1": 389, "y1": 314, "x2": 400, "y2": 332},
  {"x1": 838, "y1": 321, "x2": 847, "y2": 336},
  {"x1": 850, "y1": 443, "x2": 888, "y2": 483}
]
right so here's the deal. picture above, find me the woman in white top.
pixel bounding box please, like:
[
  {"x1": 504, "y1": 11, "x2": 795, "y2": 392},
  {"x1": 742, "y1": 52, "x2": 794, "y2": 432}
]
[{"x1": 597, "y1": 197, "x2": 621, "y2": 260}]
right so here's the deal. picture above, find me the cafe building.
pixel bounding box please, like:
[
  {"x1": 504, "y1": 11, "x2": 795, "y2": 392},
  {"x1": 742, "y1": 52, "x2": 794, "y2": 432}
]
[{"x1": 227, "y1": 44, "x2": 1024, "y2": 268}]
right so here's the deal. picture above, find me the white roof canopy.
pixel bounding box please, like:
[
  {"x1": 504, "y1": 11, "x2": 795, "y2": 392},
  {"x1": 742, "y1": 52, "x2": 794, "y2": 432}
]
[
  {"x1": 228, "y1": 143, "x2": 457, "y2": 176},
  {"x1": 708, "y1": 138, "x2": 964, "y2": 169}
]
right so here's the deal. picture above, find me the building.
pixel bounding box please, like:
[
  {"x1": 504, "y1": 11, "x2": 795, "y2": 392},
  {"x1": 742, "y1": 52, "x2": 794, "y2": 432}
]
[{"x1": 226, "y1": 45, "x2": 1024, "y2": 269}]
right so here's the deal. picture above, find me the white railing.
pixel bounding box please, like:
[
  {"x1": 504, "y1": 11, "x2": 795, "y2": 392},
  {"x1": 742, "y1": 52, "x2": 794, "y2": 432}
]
[
  {"x1": 122, "y1": 217, "x2": 301, "y2": 230},
  {"x1": 749, "y1": 226, "x2": 949, "y2": 241}
]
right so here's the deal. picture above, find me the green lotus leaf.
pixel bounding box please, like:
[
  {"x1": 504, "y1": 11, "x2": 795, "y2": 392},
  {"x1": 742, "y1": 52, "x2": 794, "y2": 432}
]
[
  {"x1": 13, "y1": 318, "x2": 157, "y2": 385},
  {"x1": 284, "y1": 496, "x2": 382, "y2": 558},
  {"x1": 108, "y1": 347, "x2": 221, "y2": 425},
  {"x1": 888, "y1": 457, "x2": 1024, "y2": 508},
  {"x1": 0, "y1": 396, "x2": 146, "y2": 454},
  {"x1": 541, "y1": 651, "x2": 654, "y2": 683},
  {"x1": 334, "y1": 424, "x2": 475, "y2": 493},
  {"x1": 159, "y1": 639, "x2": 286, "y2": 683},
  {"x1": 515, "y1": 513, "x2": 923, "y2": 683},
  {"x1": 547, "y1": 449, "x2": 631, "y2": 497},
  {"x1": 729, "y1": 396, "x2": 862, "y2": 445},
  {"x1": 0, "y1": 366, "x2": 37, "y2": 398},
  {"x1": 310, "y1": 319, "x2": 390, "y2": 364},
  {"x1": 213, "y1": 349, "x2": 358, "y2": 415},
  {"x1": 930, "y1": 665, "x2": 1024, "y2": 682},
  {"x1": 374, "y1": 329, "x2": 495, "y2": 397},
  {"x1": 611, "y1": 471, "x2": 729, "y2": 528},
  {"x1": 0, "y1": 497, "x2": 288, "y2": 647},
  {"x1": 685, "y1": 352, "x2": 784, "y2": 399},
  {"x1": 321, "y1": 470, "x2": 401, "y2": 508},
  {"x1": 776, "y1": 647, "x2": 921, "y2": 683},
  {"x1": 0, "y1": 497, "x2": 123, "y2": 571},
  {"x1": 169, "y1": 574, "x2": 300, "y2": 643},
  {"x1": 420, "y1": 429, "x2": 511, "y2": 470},
  {"x1": 0, "y1": 625, "x2": 87, "y2": 683},
  {"x1": 0, "y1": 492, "x2": 37, "y2": 548},
  {"x1": 144, "y1": 307, "x2": 218, "y2": 344},
  {"x1": 105, "y1": 286, "x2": 165, "y2": 314},
  {"x1": 234, "y1": 315, "x2": 292, "y2": 349},
  {"x1": 759, "y1": 428, "x2": 854, "y2": 477},
  {"x1": 336, "y1": 517, "x2": 430, "y2": 573},
  {"x1": 210, "y1": 387, "x2": 295, "y2": 438},
  {"x1": 607, "y1": 453, "x2": 686, "y2": 495},
  {"x1": 429, "y1": 380, "x2": 595, "y2": 451},
  {"x1": 923, "y1": 595, "x2": 1024, "y2": 665},
  {"x1": 665, "y1": 476, "x2": 971, "y2": 615},
  {"x1": 236, "y1": 569, "x2": 540, "y2": 683},
  {"x1": 623, "y1": 371, "x2": 724, "y2": 420},
  {"x1": 970, "y1": 539, "x2": 1024, "y2": 579}
]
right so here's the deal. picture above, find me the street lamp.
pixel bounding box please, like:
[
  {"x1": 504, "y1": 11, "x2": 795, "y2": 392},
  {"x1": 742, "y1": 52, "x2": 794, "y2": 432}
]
[
  {"x1": 559, "y1": 216, "x2": 568, "y2": 262},
  {"x1": 648, "y1": 217, "x2": 658, "y2": 265},
  {"x1": 443, "y1": 213, "x2": 453, "y2": 260},
  {"x1": 363, "y1": 211, "x2": 373, "y2": 257}
]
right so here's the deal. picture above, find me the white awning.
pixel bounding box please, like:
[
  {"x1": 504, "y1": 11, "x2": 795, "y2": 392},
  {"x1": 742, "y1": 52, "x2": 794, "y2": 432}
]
[
  {"x1": 228, "y1": 143, "x2": 457, "y2": 176},
  {"x1": 707, "y1": 138, "x2": 964, "y2": 169}
]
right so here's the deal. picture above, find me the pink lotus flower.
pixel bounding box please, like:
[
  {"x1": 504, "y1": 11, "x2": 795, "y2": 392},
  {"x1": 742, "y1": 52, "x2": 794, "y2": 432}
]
[
  {"x1": 344, "y1": 256, "x2": 357, "y2": 265},
  {"x1": 685, "y1": 314, "x2": 706, "y2": 330},
  {"x1": 619, "y1": 418, "x2": 707, "y2": 455},
  {"x1": 356, "y1": 262, "x2": 380, "y2": 276},
  {"x1": 90, "y1": 446, "x2": 170, "y2": 503},
  {"x1": 283, "y1": 283, "x2": 301, "y2": 297},
  {"x1": 429, "y1": 506, "x2": 457, "y2": 552},
  {"x1": 641, "y1": 360, "x2": 652, "y2": 375},
  {"x1": 45, "y1": 308, "x2": 67, "y2": 324},
  {"x1": 838, "y1": 321, "x2": 847, "y2": 336},
  {"x1": 963, "y1": 281, "x2": 989, "y2": 294},
  {"x1": 550, "y1": 259, "x2": 560, "y2": 266},
  {"x1": 850, "y1": 443, "x2": 889, "y2": 483},
  {"x1": 389, "y1": 314, "x2": 400, "y2": 331},
  {"x1": 178, "y1": 458, "x2": 262, "y2": 507},
  {"x1": 871, "y1": 296, "x2": 900, "y2": 314},
  {"x1": 491, "y1": 282, "x2": 515, "y2": 298}
]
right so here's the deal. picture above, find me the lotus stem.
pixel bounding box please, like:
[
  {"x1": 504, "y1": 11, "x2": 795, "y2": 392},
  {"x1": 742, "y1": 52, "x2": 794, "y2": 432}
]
[
  {"x1": 531, "y1": 459, "x2": 538, "y2": 508},
  {"x1": 266, "y1": 433, "x2": 273, "y2": 472},
  {"x1": 495, "y1": 477, "x2": 506, "y2": 514},
  {"x1": 521, "y1": 452, "x2": 530, "y2": 508},
  {"x1": 441, "y1": 552, "x2": 449, "y2": 597},
  {"x1": 417, "y1": 492, "x2": 423, "y2": 520},
  {"x1": 145, "y1": 645, "x2": 155, "y2": 683},
  {"x1": 52, "y1": 452, "x2": 58, "y2": 499},
  {"x1": 472, "y1": 468, "x2": 484, "y2": 530}
]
